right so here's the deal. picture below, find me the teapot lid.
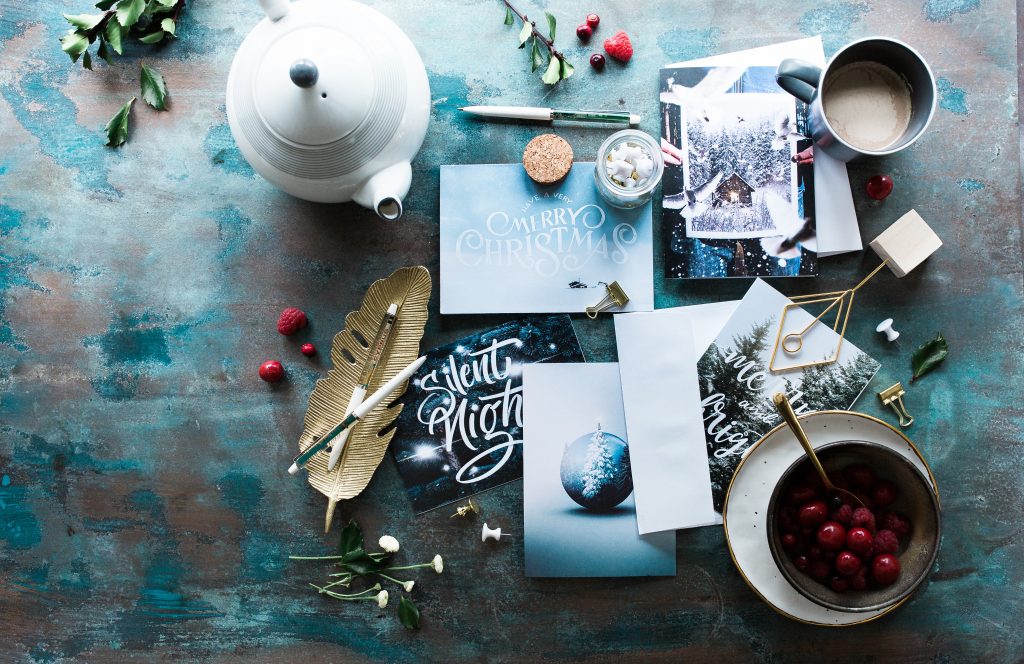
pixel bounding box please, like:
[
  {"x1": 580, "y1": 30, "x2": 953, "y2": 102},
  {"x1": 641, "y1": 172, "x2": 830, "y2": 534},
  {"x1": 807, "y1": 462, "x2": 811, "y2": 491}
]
[{"x1": 228, "y1": 0, "x2": 413, "y2": 179}]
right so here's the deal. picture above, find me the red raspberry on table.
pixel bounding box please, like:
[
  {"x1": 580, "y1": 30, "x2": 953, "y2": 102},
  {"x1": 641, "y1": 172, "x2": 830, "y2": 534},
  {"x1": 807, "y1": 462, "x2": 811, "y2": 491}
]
[
  {"x1": 831, "y1": 503, "x2": 854, "y2": 526},
  {"x1": 258, "y1": 360, "x2": 284, "y2": 383},
  {"x1": 880, "y1": 512, "x2": 912, "y2": 539},
  {"x1": 851, "y1": 507, "x2": 876, "y2": 533},
  {"x1": 835, "y1": 550, "x2": 862, "y2": 576},
  {"x1": 277, "y1": 307, "x2": 308, "y2": 336},
  {"x1": 872, "y1": 553, "x2": 901, "y2": 585},
  {"x1": 846, "y1": 527, "x2": 874, "y2": 556},
  {"x1": 872, "y1": 529, "x2": 900, "y2": 556},
  {"x1": 603, "y1": 31, "x2": 633, "y2": 62}
]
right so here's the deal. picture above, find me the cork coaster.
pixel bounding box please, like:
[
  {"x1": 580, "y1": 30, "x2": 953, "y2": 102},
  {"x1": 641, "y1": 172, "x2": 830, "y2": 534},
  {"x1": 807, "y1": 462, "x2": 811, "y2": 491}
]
[{"x1": 522, "y1": 134, "x2": 574, "y2": 184}]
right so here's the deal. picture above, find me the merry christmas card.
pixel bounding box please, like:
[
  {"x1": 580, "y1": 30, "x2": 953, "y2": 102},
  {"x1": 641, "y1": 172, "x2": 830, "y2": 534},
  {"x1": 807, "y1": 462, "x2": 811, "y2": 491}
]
[
  {"x1": 523, "y1": 363, "x2": 675, "y2": 577},
  {"x1": 699, "y1": 279, "x2": 880, "y2": 514},
  {"x1": 390, "y1": 315, "x2": 584, "y2": 514},
  {"x1": 439, "y1": 164, "x2": 654, "y2": 314}
]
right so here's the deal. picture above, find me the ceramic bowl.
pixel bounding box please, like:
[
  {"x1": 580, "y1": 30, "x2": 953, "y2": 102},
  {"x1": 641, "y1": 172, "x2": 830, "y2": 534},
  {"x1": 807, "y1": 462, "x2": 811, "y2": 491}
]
[{"x1": 765, "y1": 441, "x2": 941, "y2": 612}]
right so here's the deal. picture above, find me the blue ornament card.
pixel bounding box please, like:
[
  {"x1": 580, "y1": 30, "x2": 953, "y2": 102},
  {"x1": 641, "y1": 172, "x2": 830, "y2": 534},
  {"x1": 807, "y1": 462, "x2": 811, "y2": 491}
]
[
  {"x1": 522, "y1": 363, "x2": 676, "y2": 577},
  {"x1": 390, "y1": 315, "x2": 584, "y2": 514},
  {"x1": 439, "y1": 164, "x2": 654, "y2": 314}
]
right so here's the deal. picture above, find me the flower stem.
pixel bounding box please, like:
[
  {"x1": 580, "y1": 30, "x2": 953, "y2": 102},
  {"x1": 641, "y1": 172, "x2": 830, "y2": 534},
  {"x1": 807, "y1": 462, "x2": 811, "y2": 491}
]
[
  {"x1": 381, "y1": 563, "x2": 430, "y2": 572},
  {"x1": 502, "y1": 0, "x2": 564, "y2": 61},
  {"x1": 376, "y1": 573, "x2": 409, "y2": 587},
  {"x1": 289, "y1": 554, "x2": 347, "y2": 560}
]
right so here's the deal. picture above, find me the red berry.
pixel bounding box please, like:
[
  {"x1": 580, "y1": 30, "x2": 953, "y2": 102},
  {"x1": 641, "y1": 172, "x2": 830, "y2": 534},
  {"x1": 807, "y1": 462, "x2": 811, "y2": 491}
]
[
  {"x1": 880, "y1": 512, "x2": 912, "y2": 539},
  {"x1": 872, "y1": 553, "x2": 901, "y2": 585},
  {"x1": 846, "y1": 527, "x2": 874, "y2": 556},
  {"x1": 853, "y1": 490, "x2": 876, "y2": 511},
  {"x1": 787, "y1": 484, "x2": 818, "y2": 505},
  {"x1": 258, "y1": 360, "x2": 284, "y2": 383},
  {"x1": 850, "y1": 570, "x2": 868, "y2": 590},
  {"x1": 301, "y1": 343, "x2": 316, "y2": 357},
  {"x1": 781, "y1": 532, "x2": 800, "y2": 552},
  {"x1": 866, "y1": 174, "x2": 894, "y2": 200},
  {"x1": 798, "y1": 500, "x2": 829, "y2": 527},
  {"x1": 809, "y1": 560, "x2": 831, "y2": 580},
  {"x1": 808, "y1": 544, "x2": 823, "y2": 560},
  {"x1": 277, "y1": 307, "x2": 308, "y2": 336},
  {"x1": 835, "y1": 550, "x2": 862, "y2": 576},
  {"x1": 831, "y1": 503, "x2": 854, "y2": 526},
  {"x1": 586, "y1": 13, "x2": 600, "y2": 28},
  {"x1": 830, "y1": 575, "x2": 850, "y2": 593},
  {"x1": 603, "y1": 30, "x2": 633, "y2": 63},
  {"x1": 589, "y1": 53, "x2": 606, "y2": 70},
  {"x1": 794, "y1": 554, "x2": 809, "y2": 571},
  {"x1": 872, "y1": 479, "x2": 898, "y2": 507},
  {"x1": 844, "y1": 463, "x2": 875, "y2": 489},
  {"x1": 851, "y1": 507, "x2": 876, "y2": 533},
  {"x1": 872, "y1": 529, "x2": 900, "y2": 556},
  {"x1": 816, "y1": 521, "x2": 847, "y2": 551},
  {"x1": 576, "y1": 24, "x2": 593, "y2": 40}
]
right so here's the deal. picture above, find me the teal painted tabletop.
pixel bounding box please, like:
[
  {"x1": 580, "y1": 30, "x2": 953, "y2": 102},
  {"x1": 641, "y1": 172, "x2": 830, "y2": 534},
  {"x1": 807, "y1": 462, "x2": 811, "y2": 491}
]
[{"x1": 1, "y1": 0, "x2": 1022, "y2": 661}]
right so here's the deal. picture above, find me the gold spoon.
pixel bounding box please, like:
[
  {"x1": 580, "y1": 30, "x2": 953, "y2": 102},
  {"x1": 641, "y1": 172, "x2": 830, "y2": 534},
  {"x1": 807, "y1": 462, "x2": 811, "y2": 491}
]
[{"x1": 772, "y1": 392, "x2": 865, "y2": 509}]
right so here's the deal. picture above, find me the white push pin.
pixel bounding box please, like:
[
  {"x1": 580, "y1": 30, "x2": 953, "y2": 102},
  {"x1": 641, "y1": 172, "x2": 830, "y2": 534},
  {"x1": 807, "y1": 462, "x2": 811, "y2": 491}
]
[
  {"x1": 876, "y1": 318, "x2": 901, "y2": 344},
  {"x1": 481, "y1": 522, "x2": 513, "y2": 543}
]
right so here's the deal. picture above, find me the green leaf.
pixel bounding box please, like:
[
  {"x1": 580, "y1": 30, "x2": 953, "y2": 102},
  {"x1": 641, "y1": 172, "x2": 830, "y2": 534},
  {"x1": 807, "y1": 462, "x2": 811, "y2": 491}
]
[
  {"x1": 82, "y1": 50, "x2": 93, "y2": 70},
  {"x1": 97, "y1": 38, "x2": 112, "y2": 63},
  {"x1": 138, "y1": 30, "x2": 166, "y2": 44},
  {"x1": 518, "y1": 20, "x2": 531, "y2": 47},
  {"x1": 140, "y1": 64, "x2": 167, "y2": 110},
  {"x1": 911, "y1": 333, "x2": 948, "y2": 382},
  {"x1": 64, "y1": 13, "x2": 105, "y2": 30},
  {"x1": 559, "y1": 58, "x2": 574, "y2": 81},
  {"x1": 60, "y1": 31, "x2": 90, "y2": 62},
  {"x1": 503, "y1": 6, "x2": 514, "y2": 25},
  {"x1": 544, "y1": 11, "x2": 556, "y2": 41},
  {"x1": 398, "y1": 596, "x2": 420, "y2": 630},
  {"x1": 339, "y1": 519, "x2": 363, "y2": 555},
  {"x1": 104, "y1": 19, "x2": 123, "y2": 53},
  {"x1": 541, "y1": 56, "x2": 560, "y2": 84},
  {"x1": 338, "y1": 549, "x2": 388, "y2": 575},
  {"x1": 530, "y1": 38, "x2": 543, "y2": 72},
  {"x1": 104, "y1": 97, "x2": 135, "y2": 147},
  {"x1": 96, "y1": 0, "x2": 118, "y2": 9},
  {"x1": 160, "y1": 18, "x2": 175, "y2": 35},
  {"x1": 154, "y1": 0, "x2": 177, "y2": 6},
  {"x1": 115, "y1": 0, "x2": 146, "y2": 28}
]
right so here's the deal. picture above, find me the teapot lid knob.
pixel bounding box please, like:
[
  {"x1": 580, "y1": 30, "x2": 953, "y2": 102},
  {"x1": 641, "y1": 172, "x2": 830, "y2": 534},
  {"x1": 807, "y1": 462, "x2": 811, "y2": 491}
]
[{"x1": 289, "y1": 59, "x2": 319, "y2": 88}]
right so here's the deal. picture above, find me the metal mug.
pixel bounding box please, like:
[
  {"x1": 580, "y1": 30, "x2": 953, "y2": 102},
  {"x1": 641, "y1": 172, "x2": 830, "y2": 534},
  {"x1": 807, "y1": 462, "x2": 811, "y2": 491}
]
[{"x1": 776, "y1": 37, "x2": 936, "y2": 162}]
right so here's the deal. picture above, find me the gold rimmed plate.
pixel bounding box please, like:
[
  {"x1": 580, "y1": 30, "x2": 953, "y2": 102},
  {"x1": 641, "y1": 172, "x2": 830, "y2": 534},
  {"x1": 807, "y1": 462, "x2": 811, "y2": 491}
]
[{"x1": 722, "y1": 410, "x2": 940, "y2": 627}]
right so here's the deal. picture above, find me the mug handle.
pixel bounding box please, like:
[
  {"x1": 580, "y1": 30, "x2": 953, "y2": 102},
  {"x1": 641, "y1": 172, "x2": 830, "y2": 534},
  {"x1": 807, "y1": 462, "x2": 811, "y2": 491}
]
[{"x1": 776, "y1": 58, "x2": 822, "y2": 105}]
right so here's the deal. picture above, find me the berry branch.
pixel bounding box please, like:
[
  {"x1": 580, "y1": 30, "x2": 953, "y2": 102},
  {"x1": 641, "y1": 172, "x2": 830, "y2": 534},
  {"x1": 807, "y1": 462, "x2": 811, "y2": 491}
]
[{"x1": 501, "y1": 0, "x2": 573, "y2": 85}]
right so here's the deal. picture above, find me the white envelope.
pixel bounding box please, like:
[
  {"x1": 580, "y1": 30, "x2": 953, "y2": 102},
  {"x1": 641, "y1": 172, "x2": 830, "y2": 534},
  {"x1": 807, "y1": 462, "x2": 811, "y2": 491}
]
[
  {"x1": 668, "y1": 36, "x2": 862, "y2": 257},
  {"x1": 614, "y1": 301, "x2": 739, "y2": 534}
]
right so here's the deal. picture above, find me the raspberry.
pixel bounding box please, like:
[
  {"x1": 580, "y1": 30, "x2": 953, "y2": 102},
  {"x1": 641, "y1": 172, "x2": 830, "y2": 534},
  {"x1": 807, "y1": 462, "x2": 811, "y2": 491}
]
[
  {"x1": 831, "y1": 503, "x2": 854, "y2": 526},
  {"x1": 846, "y1": 527, "x2": 874, "y2": 556},
  {"x1": 872, "y1": 529, "x2": 900, "y2": 556},
  {"x1": 880, "y1": 512, "x2": 911, "y2": 539},
  {"x1": 301, "y1": 343, "x2": 316, "y2": 357},
  {"x1": 851, "y1": 507, "x2": 876, "y2": 533},
  {"x1": 258, "y1": 360, "x2": 284, "y2": 383},
  {"x1": 277, "y1": 307, "x2": 308, "y2": 336},
  {"x1": 872, "y1": 479, "x2": 898, "y2": 507},
  {"x1": 603, "y1": 31, "x2": 633, "y2": 62}
]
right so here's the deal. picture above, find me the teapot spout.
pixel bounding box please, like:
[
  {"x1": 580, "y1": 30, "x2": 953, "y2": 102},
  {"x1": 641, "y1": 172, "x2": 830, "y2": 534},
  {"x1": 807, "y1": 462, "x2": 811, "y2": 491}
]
[{"x1": 352, "y1": 162, "x2": 411, "y2": 221}]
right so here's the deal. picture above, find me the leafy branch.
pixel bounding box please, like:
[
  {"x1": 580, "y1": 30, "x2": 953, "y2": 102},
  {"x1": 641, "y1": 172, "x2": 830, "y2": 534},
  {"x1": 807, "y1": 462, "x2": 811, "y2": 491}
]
[
  {"x1": 60, "y1": 0, "x2": 185, "y2": 70},
  {"x1": 501, "y1": 0, "x2": 573, "y2": 85}
]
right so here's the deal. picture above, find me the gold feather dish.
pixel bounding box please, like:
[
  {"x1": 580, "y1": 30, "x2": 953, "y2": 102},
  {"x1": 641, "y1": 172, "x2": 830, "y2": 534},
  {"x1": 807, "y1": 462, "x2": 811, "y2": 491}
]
[{"x1": 297, "y1": 266, "x2": 431, "y2": 532}]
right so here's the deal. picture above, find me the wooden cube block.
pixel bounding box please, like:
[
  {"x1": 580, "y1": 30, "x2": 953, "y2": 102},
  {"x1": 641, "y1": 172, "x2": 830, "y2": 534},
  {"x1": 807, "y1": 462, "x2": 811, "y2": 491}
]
[{"x1": 869, "y1": 209, "x2": 943, "y2": 278}]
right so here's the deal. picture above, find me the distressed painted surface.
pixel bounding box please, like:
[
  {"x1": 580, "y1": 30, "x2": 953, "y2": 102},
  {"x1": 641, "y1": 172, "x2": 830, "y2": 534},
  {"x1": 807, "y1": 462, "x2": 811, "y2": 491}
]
[{"x1": 0, "y1": 0, "x2": 1021, "y2": 661}]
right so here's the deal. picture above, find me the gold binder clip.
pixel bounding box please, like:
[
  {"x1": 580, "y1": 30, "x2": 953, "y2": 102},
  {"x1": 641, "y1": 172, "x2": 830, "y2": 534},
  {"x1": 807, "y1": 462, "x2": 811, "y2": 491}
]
[
  {"x1": 449, "y1": 498, "x2": 479, "y2": 518},
  {"x1": 585, "y1": 281, "x2": 630, "y2": 319},
  {"x1": 879, "y1": 382, "x2": 914, "y2": 428}
]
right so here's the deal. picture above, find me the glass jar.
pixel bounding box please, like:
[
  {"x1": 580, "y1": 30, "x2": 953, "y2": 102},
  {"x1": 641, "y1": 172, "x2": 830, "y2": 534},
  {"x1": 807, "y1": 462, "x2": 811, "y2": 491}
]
[{"x1": 593, "y1": 129, "x2": 664, "y2": 209}]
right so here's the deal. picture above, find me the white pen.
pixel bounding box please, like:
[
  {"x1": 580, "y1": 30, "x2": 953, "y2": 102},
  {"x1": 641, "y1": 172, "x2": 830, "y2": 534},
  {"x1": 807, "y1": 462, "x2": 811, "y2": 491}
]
[
  {"x1": 460, "y1": 105, "x2": 640, "y2": 127},
  {"x1": 288, "y1": 355, "x2": 427, "y2": 475}
]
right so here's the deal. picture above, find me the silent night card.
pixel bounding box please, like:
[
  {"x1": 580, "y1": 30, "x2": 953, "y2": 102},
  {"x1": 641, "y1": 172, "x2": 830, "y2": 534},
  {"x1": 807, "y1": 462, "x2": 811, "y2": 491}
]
[
  {"x1": 439, "y1": 164, "x2": 654, "y2": 313},
  {"x1": 699, "y1": 280, "x2": 880, "y2": 513},
  {"x1": 523, "y1": 363, "x2": 675, "y2": 577},
  {"x1": 660, "y1": 64, "x2": 818, "y2": 278},
  {"x1": 390, "y1": 315, "x2": 584, "y2": 514}
]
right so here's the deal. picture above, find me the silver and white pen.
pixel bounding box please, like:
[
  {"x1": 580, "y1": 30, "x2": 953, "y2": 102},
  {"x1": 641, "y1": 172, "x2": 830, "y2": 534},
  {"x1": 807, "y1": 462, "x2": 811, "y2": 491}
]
[
  {"x1": 460, "y1": 105, "x2": 640, "y2": 127},
  {"x1": 288, "y1": 355, "x2": 427, "y2": 475}
]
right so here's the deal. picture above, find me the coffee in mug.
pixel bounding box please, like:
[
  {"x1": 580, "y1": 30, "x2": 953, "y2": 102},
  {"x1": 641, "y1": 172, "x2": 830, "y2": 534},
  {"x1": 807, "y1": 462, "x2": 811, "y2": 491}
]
[{"x1": 822, "y1": 62, "x2": 913, "y2": 152}]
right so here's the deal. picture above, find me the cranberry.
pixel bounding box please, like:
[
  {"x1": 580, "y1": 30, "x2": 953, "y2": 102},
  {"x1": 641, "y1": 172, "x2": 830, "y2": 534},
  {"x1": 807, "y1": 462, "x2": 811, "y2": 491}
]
[
  {"x1": 850, "y1": 570, "x2": 868, "y2": 590},
  {"x1": 808, "y1": 544, "x2": 823, "y2": 560},
  {"x1": 845, "y1": 463, "x2": 876, "y2": 489},
  {"x1": 589, "y1": 53, "x2": 606, "y2": 70},
  {"x1": 846, "y1": 527, "x2": 874, "y2": 556},
  {"x1": 576, "y1": 24, "x2": 593, "y2": 40},
  {"x1": 258, "y1": 360, "x2": 284, "y2": 383},
  {"x1": 835, "y1": 550, "x2": 862, "y2": 576},
  {"x1": 872, "y1": 553, "x2": 901, "y2": 585},
  {"x1": 300, "y1": 343, "x2": 316, "y2": 357},
  {"x1": 798, "y1": 500, "x2": 829, "y2": 527},
  {"x1": 830, "y1": 575, "x2": 850, "y2": 593},
  {"x1": 586, "y1": 13, "x2": 600, "y2": 28},
  {"x1": 787, "y1": 484, "x2": 818, "y2": 505},
  {"x1": 816, "y1": 521, "x2": 847, "y2": 551},
  {"x1": 809, "y1": 560, "x2": 831, "y2": 580},
  {"x1": 872, "y1": 479, "x2": 898, "y2": 507},
  {"x1": 853, "y1": 490, "x2": 876, "y2": 511},
  {"x1": 866, "y1": 174, "x2": 894, "y2": 200},
  {"x1": 794, "y1": 554, "x2": 810, "y2": 571},
  {"x1": 781, "y1": 533, "x2": 800, "y2": 552}
]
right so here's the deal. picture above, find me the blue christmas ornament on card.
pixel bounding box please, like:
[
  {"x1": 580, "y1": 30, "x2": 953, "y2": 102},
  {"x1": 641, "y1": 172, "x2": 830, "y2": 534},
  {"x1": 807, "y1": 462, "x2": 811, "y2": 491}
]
[{"x1": 560, "y1": 424, "x2": 633, "y2": 511}]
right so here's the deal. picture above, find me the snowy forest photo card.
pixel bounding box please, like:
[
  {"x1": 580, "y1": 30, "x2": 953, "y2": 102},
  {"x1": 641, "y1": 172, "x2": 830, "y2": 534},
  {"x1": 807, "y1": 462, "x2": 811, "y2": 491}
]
[
  {"x1": 523, "y1": 363, "x2": 675, "y2": 577},
  {"x1": 440, "y1": 164, "x2": 654, "y2": 313},
  {"x1": 390, "y1": 315, "x2": 584, "y2": 514},
  {"x1": 699, "y1": 280, "x2": 880, "y2": 513},
  {"x1": 660, "y1": 65, "x2": 818, "y2": 278}
]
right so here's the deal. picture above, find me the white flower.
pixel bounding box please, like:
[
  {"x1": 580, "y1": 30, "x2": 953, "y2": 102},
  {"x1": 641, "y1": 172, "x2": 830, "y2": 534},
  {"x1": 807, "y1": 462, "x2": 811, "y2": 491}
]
[
  {"x1": 376, "y1": 590, "x2": 389, "y2": 608},
  {"x1": 403, "y1": 580, "x2": 415, "y2": 592},
  {"x1": 431, "y1": 554, "x2": 444, "y2": 574},
  {"x1": 378, "y1": 535, "x2": 400, "y2": 553}
]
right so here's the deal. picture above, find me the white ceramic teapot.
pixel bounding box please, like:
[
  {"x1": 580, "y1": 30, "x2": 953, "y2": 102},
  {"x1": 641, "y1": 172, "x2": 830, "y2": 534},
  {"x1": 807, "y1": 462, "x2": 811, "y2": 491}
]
[{"x1": 226, "y1": 0, "x2": 431, "y2": 220}]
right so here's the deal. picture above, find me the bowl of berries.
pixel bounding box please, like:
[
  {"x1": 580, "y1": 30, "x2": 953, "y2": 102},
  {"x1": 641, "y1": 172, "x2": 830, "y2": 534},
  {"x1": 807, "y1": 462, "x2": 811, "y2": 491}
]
[{"x1": 766, "y1": 441, "x2": 941, "y2": 612}]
